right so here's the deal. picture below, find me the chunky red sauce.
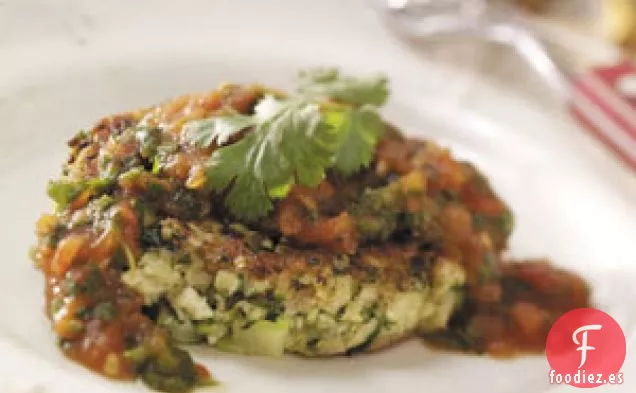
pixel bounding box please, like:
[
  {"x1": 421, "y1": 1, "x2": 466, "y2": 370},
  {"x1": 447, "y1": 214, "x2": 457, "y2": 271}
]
[
  {"x1": 35, "y1": 201, "x2": 208, "y2": 393},
  {"x1": 374, "y1": 135, "x2": 590, "y2": 355},
  {"x1": 37, "y1": 202, "x2": 148, "y2": 378}
]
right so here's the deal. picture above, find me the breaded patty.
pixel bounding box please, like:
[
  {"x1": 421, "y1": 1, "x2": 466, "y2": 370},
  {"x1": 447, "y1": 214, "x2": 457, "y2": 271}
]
[
  {"x1": 35, "y1": 84, "x2": 478, "y2": 358},
  {"x1": 122, "y1": 214, "x2": 465, "y2": 356}
]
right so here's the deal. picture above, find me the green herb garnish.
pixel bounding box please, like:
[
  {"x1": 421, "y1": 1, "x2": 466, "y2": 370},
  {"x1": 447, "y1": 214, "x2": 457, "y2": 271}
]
[
  {"x1": 135, "y1": 126, "x2": 163, "y2": 159},
  {"x1": 184, "y1": 69, "x2": 388, "y2": 221},
  {"x1": 499, "y1": 209, "x2": 514, "y2": 236},
  {"x1": 297, "y1": 68, "x2": 389, "y2": 106},
  {"x1": 324, "y1": 106, "x2": 384, "y2": 176},
  {"x1": 47, "y1": 180, "x2": 87, "y2": 209},
  {"x1": 47, "y1": 178, "x2": 113, "y2": 210},
  {"x1": 204, "y1": 96, "x2": 339, "y2": 220},
  {"x1": 182, "y1": 114, "x2": 254, "y2": 148}
]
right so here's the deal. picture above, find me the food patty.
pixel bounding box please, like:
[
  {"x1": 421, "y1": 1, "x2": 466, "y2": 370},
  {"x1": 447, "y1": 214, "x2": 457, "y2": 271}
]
[{"x1": 31, "y1": 70, "x2": 590, "y2": 392}]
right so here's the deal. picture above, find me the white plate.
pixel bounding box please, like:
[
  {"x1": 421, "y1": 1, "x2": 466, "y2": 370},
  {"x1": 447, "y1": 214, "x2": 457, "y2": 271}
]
[{"x1": 1, "y1": 1, "x2": 635, "y2": 392}]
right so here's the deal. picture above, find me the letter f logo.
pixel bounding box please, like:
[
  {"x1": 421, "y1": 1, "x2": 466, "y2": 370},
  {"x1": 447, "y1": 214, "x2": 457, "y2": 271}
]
[{"x1": 572, "y1": 324, "x2": 603, "y2": 368}]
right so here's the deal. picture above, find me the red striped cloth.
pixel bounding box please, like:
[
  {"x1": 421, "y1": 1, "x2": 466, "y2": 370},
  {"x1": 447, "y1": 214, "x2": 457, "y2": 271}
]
[{"x1": 571, "y1": 62, "x2": 636, "y2": 171}]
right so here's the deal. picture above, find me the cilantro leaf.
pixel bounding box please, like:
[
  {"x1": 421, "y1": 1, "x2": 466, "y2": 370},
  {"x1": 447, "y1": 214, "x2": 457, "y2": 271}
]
[
  {"x1": 325, "y1": 106, "x2": 385, "y2": 176},
  {"x1": 200, "y1": 69, "x2": 390, "y2": 221},
  {"x1": 205, "y1": 96, "x2": 339, "y2": 220},
  {"x1": 182, "y1": 114, "x2": 255, "y2": 148},
  {"x1": 298, "y1": 68, "x2": 389, "y2": 107},
  {"x1": 205, "y1": 133, "x2": 274, "y2": 221}
]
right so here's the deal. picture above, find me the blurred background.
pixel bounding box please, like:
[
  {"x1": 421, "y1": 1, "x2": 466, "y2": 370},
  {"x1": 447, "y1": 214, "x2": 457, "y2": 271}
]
[
  {"x1": 372, "y1": 0, "x2": 636, "y2": 114},
  {"x1": 512, "y1": 0, "x2": 636, "y2": 53}
]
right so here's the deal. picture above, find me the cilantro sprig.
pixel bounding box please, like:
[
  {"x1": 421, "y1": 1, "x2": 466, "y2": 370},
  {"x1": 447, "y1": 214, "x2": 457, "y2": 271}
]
[
  {"x1": 204, "y1": 96, "x2": 340, "y2": 221},
  {"x1": 183, "y1": 69, "x2": 389, "y2": 221},
  {"x1": 297, "y1": 68, "x2": 388, "y2": 107},
  {"x1": 181, "y1": 114, "x2": 254, "y2": 148},
  {"x1": 325, "y1": 106, "x2": 385, "y2": 176}
]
